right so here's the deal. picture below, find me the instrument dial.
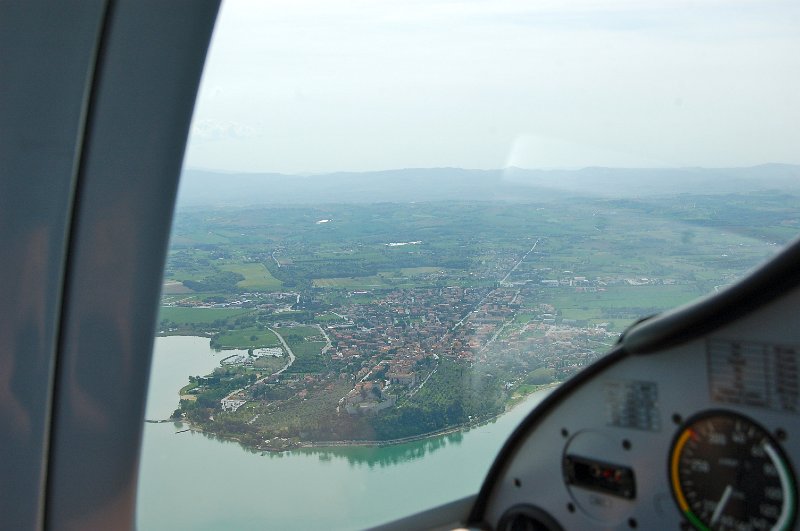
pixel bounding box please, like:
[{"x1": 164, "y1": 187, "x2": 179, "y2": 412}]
[{"x1": 670, "y1": 411, "x2": 796, "y2": 531}]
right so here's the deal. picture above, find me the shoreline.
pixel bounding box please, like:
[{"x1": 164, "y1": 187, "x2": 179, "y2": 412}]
[
  {"x1": 299, "y1": 381, "x2": 560, "y2": 450},
  {"x1": 148, "y1": 335, "x2": 560, "y2": 453},
  {"x1": 151, "y1": 382, "x2": 560, "y2": 452}
]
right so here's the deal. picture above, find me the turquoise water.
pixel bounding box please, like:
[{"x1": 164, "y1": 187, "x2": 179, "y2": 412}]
[{"x1": 136, "y1": 336, "x2": 552, "y2": 530}]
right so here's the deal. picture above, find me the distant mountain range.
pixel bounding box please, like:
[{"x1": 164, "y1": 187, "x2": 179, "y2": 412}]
[{"x1": 176, "y1": 164, "x2": 800, "y2": 206}]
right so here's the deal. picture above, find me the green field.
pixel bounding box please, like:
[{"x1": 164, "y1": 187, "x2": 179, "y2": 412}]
[
  {"x1": 158, "y1": 306, "x2": 252, "y2": 325},
  {"x1": 213, "y1": 327, "x2": 281, "y2": 349},
  {"x1": 283, "y1": 340, "x2": 327, "y2": 373},
  {"x1": 253, "y1": 354, "x2": 289, "y2": 374},
  {"x1": 312, "y1": 276, "x2": 386, "y2": 288},
  {"x1": 222, "y1": 263, "x2": 283, "y2": 290},
  {"x1": 399, "y1": 267, "x2": 447, "y2": 275},
  {"x1": 547, "y1": 284, "x2": 704, "y2": 331},
  {"x1": 314, "y1": 312, "x2": 349, "y2": 324},
  {"x1": 312, "y1": 269, "x2": 442, "y2": 289},
  {"x1": 161, "y1": 281, "x2": 193, "y2": 294},
  {"x1": 277, "y1": 326, "x2": 327, "y2": 373},
  {"x1": 281, "y1": 325, "x2": 322, "y2": 338}
]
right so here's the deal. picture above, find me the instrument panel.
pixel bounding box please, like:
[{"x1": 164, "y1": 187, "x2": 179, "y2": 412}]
[
  {"x1": 670, "y1": 411, "x2": 795, "y2": 530},
  {"x1": 473, "y1": 279, "x2": 800, "y2": 531}
]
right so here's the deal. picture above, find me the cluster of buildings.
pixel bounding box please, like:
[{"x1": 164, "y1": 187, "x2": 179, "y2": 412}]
[
  {"x1": 221, "y1": 391, "x2": 248, "y2": 412},
  {"x1": 176, "y1": 266, "x2": 636, "y2": 419},
  {"x1": 323, "y1": 282, "x2": 618, "y2": 414}
]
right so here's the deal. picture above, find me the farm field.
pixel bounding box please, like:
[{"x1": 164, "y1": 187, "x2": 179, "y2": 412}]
[
  {"x1": 212, "y1": 327, "x2": 281, "y2": 349},
  {"x1": 222, "y1": 262, "x2": 283, "y2": 289},
  {"x1": 158, "y1": 306, "x2": 252, "y2": 325}
]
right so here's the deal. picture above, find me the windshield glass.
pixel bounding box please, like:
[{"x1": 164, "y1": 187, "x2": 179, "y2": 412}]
[{"x1": 136, "y1": 1, "x2": 800, "y2": 529}]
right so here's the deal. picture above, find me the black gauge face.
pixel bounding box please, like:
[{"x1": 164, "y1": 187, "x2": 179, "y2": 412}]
[{"x1": 670, "y1": 411, "x2": 796, "y2": 531}]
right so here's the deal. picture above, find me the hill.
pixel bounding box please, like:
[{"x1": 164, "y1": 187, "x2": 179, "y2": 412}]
[{"x1": 176, "y1": 164, "x2": 800, "y2": 206}]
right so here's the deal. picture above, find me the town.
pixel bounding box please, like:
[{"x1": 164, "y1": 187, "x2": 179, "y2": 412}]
[{"x1": 159, "y1": 195, "x2": 790, "y2": 449}]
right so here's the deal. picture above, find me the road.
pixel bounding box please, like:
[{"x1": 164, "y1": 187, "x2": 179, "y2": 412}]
[
  {"x1": 316, "y1": 324, "x2": 333, "y2": 356},
  {"x1": 268, "y1": 327, "x2": 296, "y2": 376},
  {"x1": 479, "y1": 317, "x2": 514, "y2": 354},
  {"x1": 500, "y1": 238, "x2": 539, "y2": 285},
  {"x1": 449, "y1": 239, "x2": 539, "y2": 333}
]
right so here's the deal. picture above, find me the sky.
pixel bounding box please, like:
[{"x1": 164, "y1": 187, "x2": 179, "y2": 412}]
[{"x1": 183, "y1": 0, "x2": 800, "y2": 174}]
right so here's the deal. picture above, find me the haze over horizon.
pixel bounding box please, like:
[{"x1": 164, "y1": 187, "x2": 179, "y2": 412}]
[
  {"x1": 183, "y1": 161, "x2": 798, "y2": 177},
  {"x1": 176, "y1": 164, "x2": 800, "y2": 207}
]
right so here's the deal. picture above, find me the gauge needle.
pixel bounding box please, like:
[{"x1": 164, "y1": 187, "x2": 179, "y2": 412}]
[{"x1": 710, "y1": 485, "x2": 734, "y2": 525}]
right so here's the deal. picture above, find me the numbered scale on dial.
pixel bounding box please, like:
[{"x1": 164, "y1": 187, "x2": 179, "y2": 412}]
[{"x1": 670, "y1": 411, "x2": 797, "y2": 531}]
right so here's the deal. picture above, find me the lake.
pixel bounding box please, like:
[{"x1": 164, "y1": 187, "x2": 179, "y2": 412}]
[{"x1": 136, "y1": 335, "x2": 552, "y2": 530}]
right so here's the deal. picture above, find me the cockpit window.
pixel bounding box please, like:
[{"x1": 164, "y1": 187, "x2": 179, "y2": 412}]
[{"x1": 136, "y1": 1, "x2": 800, "y2": 529}]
